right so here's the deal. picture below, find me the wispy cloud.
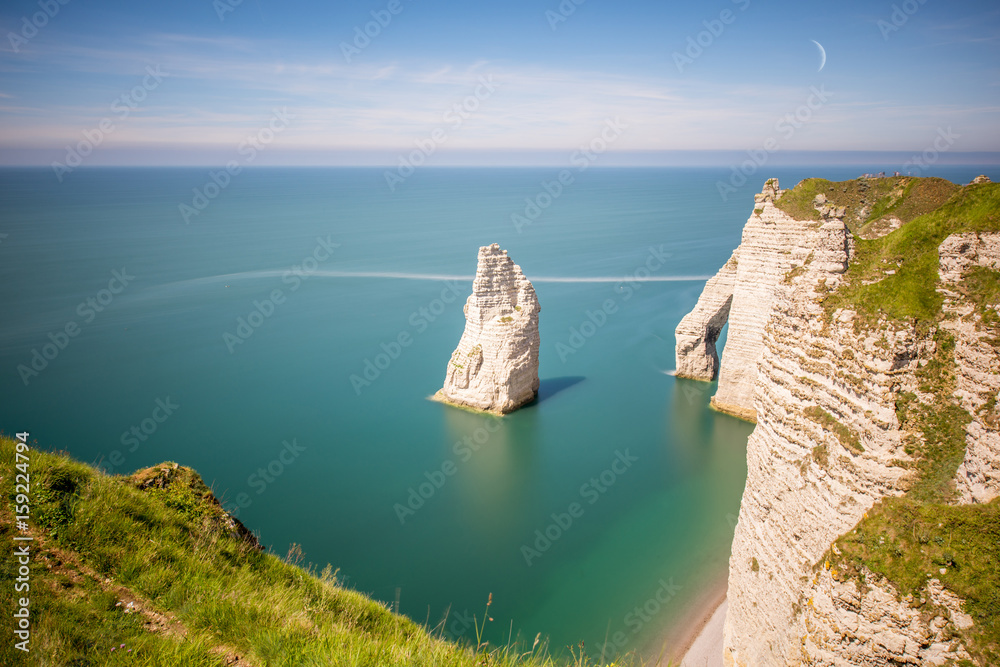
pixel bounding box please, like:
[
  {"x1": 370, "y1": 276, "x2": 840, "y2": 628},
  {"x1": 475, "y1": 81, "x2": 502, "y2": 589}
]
[{"x1": 2, "y1": 10, "x2": 998, "y2": 158}]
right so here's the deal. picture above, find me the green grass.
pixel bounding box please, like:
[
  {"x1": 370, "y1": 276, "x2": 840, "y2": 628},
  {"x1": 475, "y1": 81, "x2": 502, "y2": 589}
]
[
  {"x1": 964, "y1": 266, "x2": 1000, "y2": 331},
  {"x1": 823, "y1": 182, "x2": 1000, "y2": 324},
  {"x1": 0, "y1": 438, "x2": 660, "y2": 667},
  {"x1": 828, "y1": 497, "x2": 1000, "y2": 666},
  {"x1": 773, "y1": 176, "x2": 961, "y2": 236},
  {"x1": 860, "y1": 177, "x2": 959, "y2": 237},
  {"x1": 803, "y1": 406, "x2": 863, "y2": 453},
  {"x1": 773, "y1": 178, "x2": 828, "y2": 221}
]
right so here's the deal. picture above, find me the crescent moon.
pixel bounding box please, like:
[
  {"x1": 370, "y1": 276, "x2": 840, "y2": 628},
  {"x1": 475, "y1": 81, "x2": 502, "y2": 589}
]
[{"x1": 811, "y1": 40, "x2": 827, "y2": 72}]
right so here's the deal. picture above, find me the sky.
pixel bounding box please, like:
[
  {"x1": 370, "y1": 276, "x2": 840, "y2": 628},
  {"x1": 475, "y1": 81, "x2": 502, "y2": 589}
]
[{"x1": 1, "y1": 0, "x2": 998, "y2": 165}]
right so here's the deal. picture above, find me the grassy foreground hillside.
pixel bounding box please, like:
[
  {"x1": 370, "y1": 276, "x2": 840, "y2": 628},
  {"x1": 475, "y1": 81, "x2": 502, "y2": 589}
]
[
  {"x1": 0, "y1": 438, "x2": 648, "y2": 667},
  {"x1": 775, "y1": 176, "x2": 1000, "y2": 665}
]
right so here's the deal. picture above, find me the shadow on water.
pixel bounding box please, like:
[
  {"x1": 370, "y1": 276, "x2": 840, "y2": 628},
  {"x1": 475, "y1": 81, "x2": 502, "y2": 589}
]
[{"x1": 534, "y1": 376, "x2": 586, "y2": 404}]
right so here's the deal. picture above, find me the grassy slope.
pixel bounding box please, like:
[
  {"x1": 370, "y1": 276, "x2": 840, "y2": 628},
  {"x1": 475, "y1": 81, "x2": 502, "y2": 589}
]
[
  {"x1": 774, "y1": 175, "x2": 959, "y2": 234},
  {"x1": 0, "y1": 439, "x2": 647, "y2": 667},
  {"x1": 824, "y1": 182, "x2": 1000, "y2": 323},
  {"x1": 775, "y1": 178, "x2": 1000, "y2": 664}
]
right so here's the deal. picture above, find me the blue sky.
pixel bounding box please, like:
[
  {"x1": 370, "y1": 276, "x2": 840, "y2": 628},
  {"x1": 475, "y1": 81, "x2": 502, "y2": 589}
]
[{"x1": 1, "y1": 0, "x2": 998, "y2": 164}]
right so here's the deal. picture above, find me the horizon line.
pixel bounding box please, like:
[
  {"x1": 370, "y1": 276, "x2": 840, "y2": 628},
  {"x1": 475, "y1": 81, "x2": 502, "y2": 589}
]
[{"x1": 3, "y1": 148, "x2": 1000, "y2": 169}]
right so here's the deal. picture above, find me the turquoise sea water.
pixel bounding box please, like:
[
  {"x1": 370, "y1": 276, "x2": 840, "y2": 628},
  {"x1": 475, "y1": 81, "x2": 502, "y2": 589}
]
[{"x1": 1, "y1": 165, "x2": 994, "y2": 658}]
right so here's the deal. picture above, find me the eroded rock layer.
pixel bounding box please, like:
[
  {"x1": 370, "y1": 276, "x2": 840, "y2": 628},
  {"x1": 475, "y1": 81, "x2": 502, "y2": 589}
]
[
  {"x1": 436, "y1": 244, "x2": 540, "y2": 415},
  {"x1": 714, "y1": 204, "x2": 994, "y2": 662},
  {"x1": 939, "y1": 233, "x2": 1000, "y2": 504},
  {"x1": 676, "y1": 179, "x2": 853, "y2": 422},
  {"x1": 718, "y1": 208, "x2": 934, "y2": 664},
  {"x1": 801, "y1": 570, "x2": 975, "y2": 665}
]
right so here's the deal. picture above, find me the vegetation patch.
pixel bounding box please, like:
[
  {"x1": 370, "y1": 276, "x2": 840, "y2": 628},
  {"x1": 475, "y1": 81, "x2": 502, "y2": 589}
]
[
  {"x1": 828, "y1": 497, "x2": 1000, "y2": 666},
  {"x1": 822, "y1": 182, "x2": 1000, "y2": 324},
  {"x1": 859, "y1": 178, "x2": 959, "y2": 239},
  {"x1": 774, "y1": 176, "x2": 962, "y2": 237},
  {"x1": 811, "y1": 444, "x2": 828, "y2": 467},
  {"x1": 804, "y1": 406, "x2": 863, "y2": 452},
  {"x1": 962, "y1": 266, "x2": 1000, "y2": 331},
  {"x1": 774, "y1": 178, "x2": 828, "y2": 221},
  {"x1": 783, "y1": 253, "x2": 813, "y2": 285},
  {"x1": 896, "y1": 330, "x2": 972, "y2": 503}
]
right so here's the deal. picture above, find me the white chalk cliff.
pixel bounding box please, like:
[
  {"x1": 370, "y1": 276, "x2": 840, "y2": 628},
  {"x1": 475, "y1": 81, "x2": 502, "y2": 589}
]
[
  {"x1": 939, "y1": 233, "x2": 1000, "y2": 504},
  {"x1": 435, "y1": 244, "x2": 540, "y2": 415},
  {"x1": 676, "y1": 179, "x2": 1000, "y2": 665},
  {"x1": 675, "y1": 179, "x2": 851, "y2": 421}
]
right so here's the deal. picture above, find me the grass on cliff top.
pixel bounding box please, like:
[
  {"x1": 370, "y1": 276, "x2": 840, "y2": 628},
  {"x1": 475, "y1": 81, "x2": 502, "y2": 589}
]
[
  {"x1": 0, "y1": 437, "x2": 653, "y2": 667},
  {"x1": 774, "y1": 176, "x2": 959, "y2": 232},
  {"x1": 823, "y1": 181, "x2": 1000, "y2": 324}
]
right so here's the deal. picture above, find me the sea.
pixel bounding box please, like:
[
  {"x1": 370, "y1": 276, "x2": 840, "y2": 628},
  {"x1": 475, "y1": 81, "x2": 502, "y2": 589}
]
[{"x1": 1, "y1": 164, "x2": 994, "y2": 660}]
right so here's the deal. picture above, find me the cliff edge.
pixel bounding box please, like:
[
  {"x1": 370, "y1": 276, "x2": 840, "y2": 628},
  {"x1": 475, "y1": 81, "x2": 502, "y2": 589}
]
[{"x1": 678, "y1": 176, "x2": 1000, "y2": 666}]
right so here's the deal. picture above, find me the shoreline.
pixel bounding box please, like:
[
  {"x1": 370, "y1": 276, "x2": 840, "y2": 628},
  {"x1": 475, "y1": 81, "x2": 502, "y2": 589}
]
[
  {"x1": 678, "y1": 597, "x2": 727, "y2": 667},
  {"x1": 646, "y1": 576, "x2": 727, "y2": 666}
]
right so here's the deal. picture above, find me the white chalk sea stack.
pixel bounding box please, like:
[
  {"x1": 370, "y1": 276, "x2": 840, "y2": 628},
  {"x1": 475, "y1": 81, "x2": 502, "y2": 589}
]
[{"x1": 434, "y1": 244, "x2": 540, "y2": 415}]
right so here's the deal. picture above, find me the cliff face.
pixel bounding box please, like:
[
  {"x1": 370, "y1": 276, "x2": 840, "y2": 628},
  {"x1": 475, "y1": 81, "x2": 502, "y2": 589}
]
[
  {"x1": 436, "y1": 243, "x2": 540, "y2": 415},
  {"x1": 678, "y1": 179, "x2": 1000, "y2": 666},
  {"x1": 939, "y1": 233, "x2": 1000, "y2": 504},
  {"x1": 675, "y1": 179, "x2": 852, "y2": 421},
  {"x1": 719, "y1": 195, "x2": 925, "y2": 665}
]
